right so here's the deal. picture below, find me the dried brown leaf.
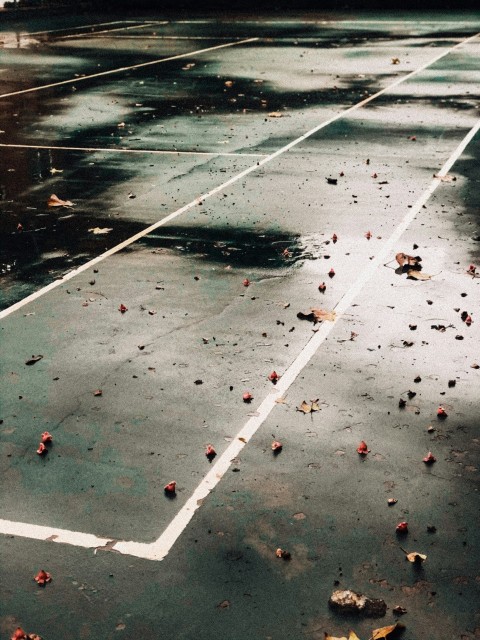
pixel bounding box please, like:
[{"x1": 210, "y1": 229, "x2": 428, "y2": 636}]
[
  {"x1": 406, "y1": 551, "x2": 427, "y2": 563},
  {"x1": 25, "y1": 355, "x2": 43, "y2": 365},
  {"x1": 297, "y1": 399, "x2": 320, "y2": 414},
  {"x1": 433, "y1": 173, "x2": 456, "y2": 182},
  {"x1": 395, "y1": 253, "x2": 421, "y2": 267},
  {"x1": 371, "y1": 624, "x2": 399, "y2": 639},
  {"x1": 268, "y1": 111, "x2": 283, "y2": 117},
  {"x1": 48, "y1": 194, "x2": 74, "y2": 207},
  {"x1": 89, "y1": 227, "x2": 112, "y2": 235}
]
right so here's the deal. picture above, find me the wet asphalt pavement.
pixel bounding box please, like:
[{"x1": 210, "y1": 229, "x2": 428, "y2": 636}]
[{"x1": 0, "y1": 11, "x2": 480, "y2": 640}]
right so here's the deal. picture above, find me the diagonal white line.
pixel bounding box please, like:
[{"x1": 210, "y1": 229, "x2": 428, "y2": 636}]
[
  {"x1": 1, "y1": 30, "x2": 477, "y2": 323},
  {"x1": 0, "y1": 143, "x2": 268, "y2": 158},
  {"x1": 55, "y1": 21, "x2": 168, "y2": 40},
  {"x1": 0, "y1": 33, "x2": 478, "y2": 560},
  {"x1": 0, "y1": 37, "x2": 258, "y2": 99}
]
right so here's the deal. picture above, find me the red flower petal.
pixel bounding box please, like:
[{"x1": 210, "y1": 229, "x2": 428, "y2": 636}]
[
  {"x1": 396, "y1": 521, "x2": 408, "y2": 533},
  {"x1": 356, "y1": 440, "x2": 370, "y2": 454},
  {"x1": 328, "y1": 268, "x2": 335, "y2": 278},
  {"x1": 332, "y1": 233, "x2": 338, "y2": 243},
  {"x1": 164, "y1": 481, "x2": 176, "y2": 494},
  {"x1": 465, "y1": 315, "x2": 473, "y2": 326},
  {"x1": 423, "y1": 451, "x2": 436, "y2": 464},
  {"x1": 365, "y1": 231, "x2": 372, "y2": 239},
  {"x1": 36, "y1": 443, "x2": 47, "y2": 455},
  {"x1": 41, "y1": 432, "x2": 52, "y2": 444},
  {"x1": 271, "y1": 441, "x2": 283, "y2": 452},
  {"x1": 242, "y1": 279, "x2": 250, "y2": 287},
  {"x1": 119, "y1": 304, "x2": 128, "y2": 313},
  {"x1": 318, "y1": 282, "x2": 326, "y2": 293},
  {"x1": 34, "y1": 569, "x2": 51, "y2": 585},
  {"x1": 205, "y1": 445, "x2": 216, "y2": 459},
  {"x1": 11, "y1": 628, "x2": 27, "y2": 640},
  {"x1": 467, "y1": 264, "x2": 476, "y2": 274},
  {"x1": 242, "y1": 392, "x2": 253, "y2": 403},
  {"x1": 268, "y1": 371, "x2": 279, "y2": 384},
  {"x1": 437, "y1": 406, "x2": 447, "y2": 418}
]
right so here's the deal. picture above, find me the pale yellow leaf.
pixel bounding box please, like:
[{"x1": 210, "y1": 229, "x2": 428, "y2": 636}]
[
  {"x1": 371, "y1": 623, "x2": 398, "y2": 639},
  {"x1": 406, "y1": 551, "x2": 427, "y2": 563},
  {"x1": 434, "y1": 173, "x2": 456, "y2": 182},
  {"x1": 297, "y1": 401, "x2": 312, "y2": 414},
  {"x1": 324, "y1": 634, "x2": 348, "y2": 640},
  {"x1": 88, "y1": 227, "x2": 113, "y2": 235},
  {"x1": 311, "y1": 308, "x2": 336, "y2": 322},
  {"x1": 268, "y1": 111, "x2": 283, "y2": 117},
  {"x1": 407, "y1": 270, "x2": 431, "y2": 280}
]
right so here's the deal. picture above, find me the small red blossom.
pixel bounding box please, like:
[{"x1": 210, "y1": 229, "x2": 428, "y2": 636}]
[
  {"x1": 119, "y1": 304, "x2": 128, "y2": 313},
  {"x1": 41, "y1": 432, "x2": 53, "y2": 444},
  {"x1": 423, "y1": 451, "x2": 436, "y2": 464},
  {"x1": 328, "y1": 268, "x2": 335, "y2": 278},
  {"x1": 371, "y1": 173, "x2": 378, "y2": 179},
  {"x1": 356, "y1": 440, "x2": 370, "y2": 455},
  {"x1": 467, "y1": 264, "x2": 476, "y2": 275},
  {"x1": 339, "y1": 171, "x2": 344, "y2": 177},
  {"x1": 437, "y1": 406, "x2": 447, "y2": 418},
  {"x1": 318, "y1": 282, "x2": 326, "y2": 293},
  {"x1": 36, "y1": 443, "x2": 47, "y2": 455},
  {"x1": 396, "y1": 521, "x2": 408, "y2": 533},
  {"x1": 271, "y1": 441, "x2": 283, "y2": 452},
  {"x1": 243, "y1": 391, "x2": 253, "y2": 403},
  {"x1": 282, "y1": 248, "x2": 291, "y2": 258},
  {"x1": 17, "y1": 223, "x2": 23, "y2": 232},
  {"x1": 332, "y1": 233, "x2": 338, "y2": 243},
  {"x1": 409, "y1": 135, "x2": 416, "y2": 141},
  {"x1": 164, "y1": 481, "x2": 176, "y2": 494},
  {"x1": 205, "y1": 445, "x2": 216, "y2": 459},
  {"x1": 465, "y1": 315, "x2": 473, "y2": 326},
  {"x1": 34, "y1": 569, "x2": 51, "y2": 585},
  {"x1": 242, "y1": 278, "x2": 250, "y2": 287},
  {"x1": 268, "y1": 371, "x2": 279, "y2": 384},
  {"x1": 11, "y1": 628, "x2": 27, "y2": 640},
  {"x1": 365, "y1": 231, "x2": 372, "y2": 240}
]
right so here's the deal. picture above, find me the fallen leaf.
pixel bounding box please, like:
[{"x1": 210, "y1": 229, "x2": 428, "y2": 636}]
[
  {"x1": 25, "y1": 355, "x2": 43, "y2": 365},
  {"x1": 391, "y1": 57, "x2": 400, "y2": 64},
  {"x1": 388, "y1": 498, "x2": 398, "y2": 506},
  {"x1": 47, "y1": 194, "x2": 74, "y2": 207},
  {"x1": 297, "y1": 309, "x2": 336, "y2": 324},
  {"x1": 275, "y1": 547, "x2": 291, "y2": 559},
  {"x1": 371, "y1": 623, "x2": 399, "y2": 639},
  {"x1": 275, "y1": 396, "x2": 288, "y2": 404},
  {"x1": 89, "y1": 227, "x2": 112, "y2": 235},
  {"x1": 395, "y1": 253, "x2": 421, "y2": 267},
  {"x1": 433, "y1": 173, "x2": 456, "y2": 182},
  {"x1": 393, "y1": 606, "x2": 407, "y2": 615},
  {"x1": 93, "y1": 389, "x2": 102, "y2": 396},
  {"x1": 324, "y1": 632, "x2": 360, "y2": 640},
  {"x1": 217, "y1": 599, "x2": 231, "y2": 608},
  {"x1": 407, "y1": 270, "x2": 431, "y2": 280},
  {"x1": 50, "y1": 168, "x2": 63, "y2": 174},
  {"x1": 297, "y1": 399, "x2": 320, "y2": 414},
  {"x1": 41, "y1": 432, "x2": 53, "y2": 444},
  {"x1": 268, "y1": 111, "x2": 283, "y2": 117},
  {"x1": 405, "y1": 551, "x2": 427, "y2": 563}
]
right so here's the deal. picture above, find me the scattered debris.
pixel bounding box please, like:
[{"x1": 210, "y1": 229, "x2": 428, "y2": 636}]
[
  {"x1": 48, "y1": 194, "x2": 74, "y2": 207},
  {"x1": 271, "y1": 440, "x2": 283, "y2": 453},
  {"x1": 34, "y1": 569, "x2": 51, "y2": 585},
  {"x1": 297, "y1": 308, "x2": 336, "y2": 323},
  {"x1": 205, "y1": 445, "x2": 216, "y2": 460},
  {"x1": 391, "y1": 57, "x2": 400, "y2": 64},
  {"x1": 297, "y1": 399, "x2": 320, "y2": 414},
  {"x1": 326, "y1": 177, "x2": 338, "y2": 185},
  {"x1": 328, "y1": 589, "x2": 387, "y2": 617},
  {"x1": 164, "y1": 481, "x2": 176, "y2": 495},
  {"x1": 357, "y1": 441, "x2": 370, "y2": 455}
]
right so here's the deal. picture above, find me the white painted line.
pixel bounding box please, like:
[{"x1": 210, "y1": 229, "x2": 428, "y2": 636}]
[
  {"x1": 55, "y1": 21, "x2": 168, "y2": 40},
  {"x1": 114, "y1": 115, "x2": 480, "y2": 561},
  {"x1": 0, "y1": 143, "x2": 268, "y2": 158},
  {"x1": 0, "y1": 37, "x2": 258, "y2": 99},
  {"x1": 2, "y1": 116, "x2": 477, "y2": 559},
  {"x1": 0, "y1": 518, "x2": 113, "y2": 549},
  {"x1": 1, "y1": 29, "x2": 477, "y2": 323},
  {"x1": 2, "y1": 20, "x2": 131, "y2": 38},
  {"x1": 0, "y1": 34, "x2": 479, "y2": 559}
]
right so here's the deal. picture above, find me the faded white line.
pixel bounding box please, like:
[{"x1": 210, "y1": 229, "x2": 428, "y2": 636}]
[
  {"x1": 114, "y1": 116, "x2": 480, "y2": 561},
  {"x1": 0, "y1": 37, "x2": 258, "y2": 99},
  {"x1": 55, "y1": 21, "x2": 168, "y2": 40},
  {"x1": 1, "y1": 30, "x2": 477, "y2": 323},
  {"x1": 0, "y1": 35, "x2": 478, "y2": 558},
  {"x1": 2, "y1": 117, "x2": 478, "y2": 558},
  {"x1": 0, "y1": 143, "x2": 268, "y2": 158}
]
